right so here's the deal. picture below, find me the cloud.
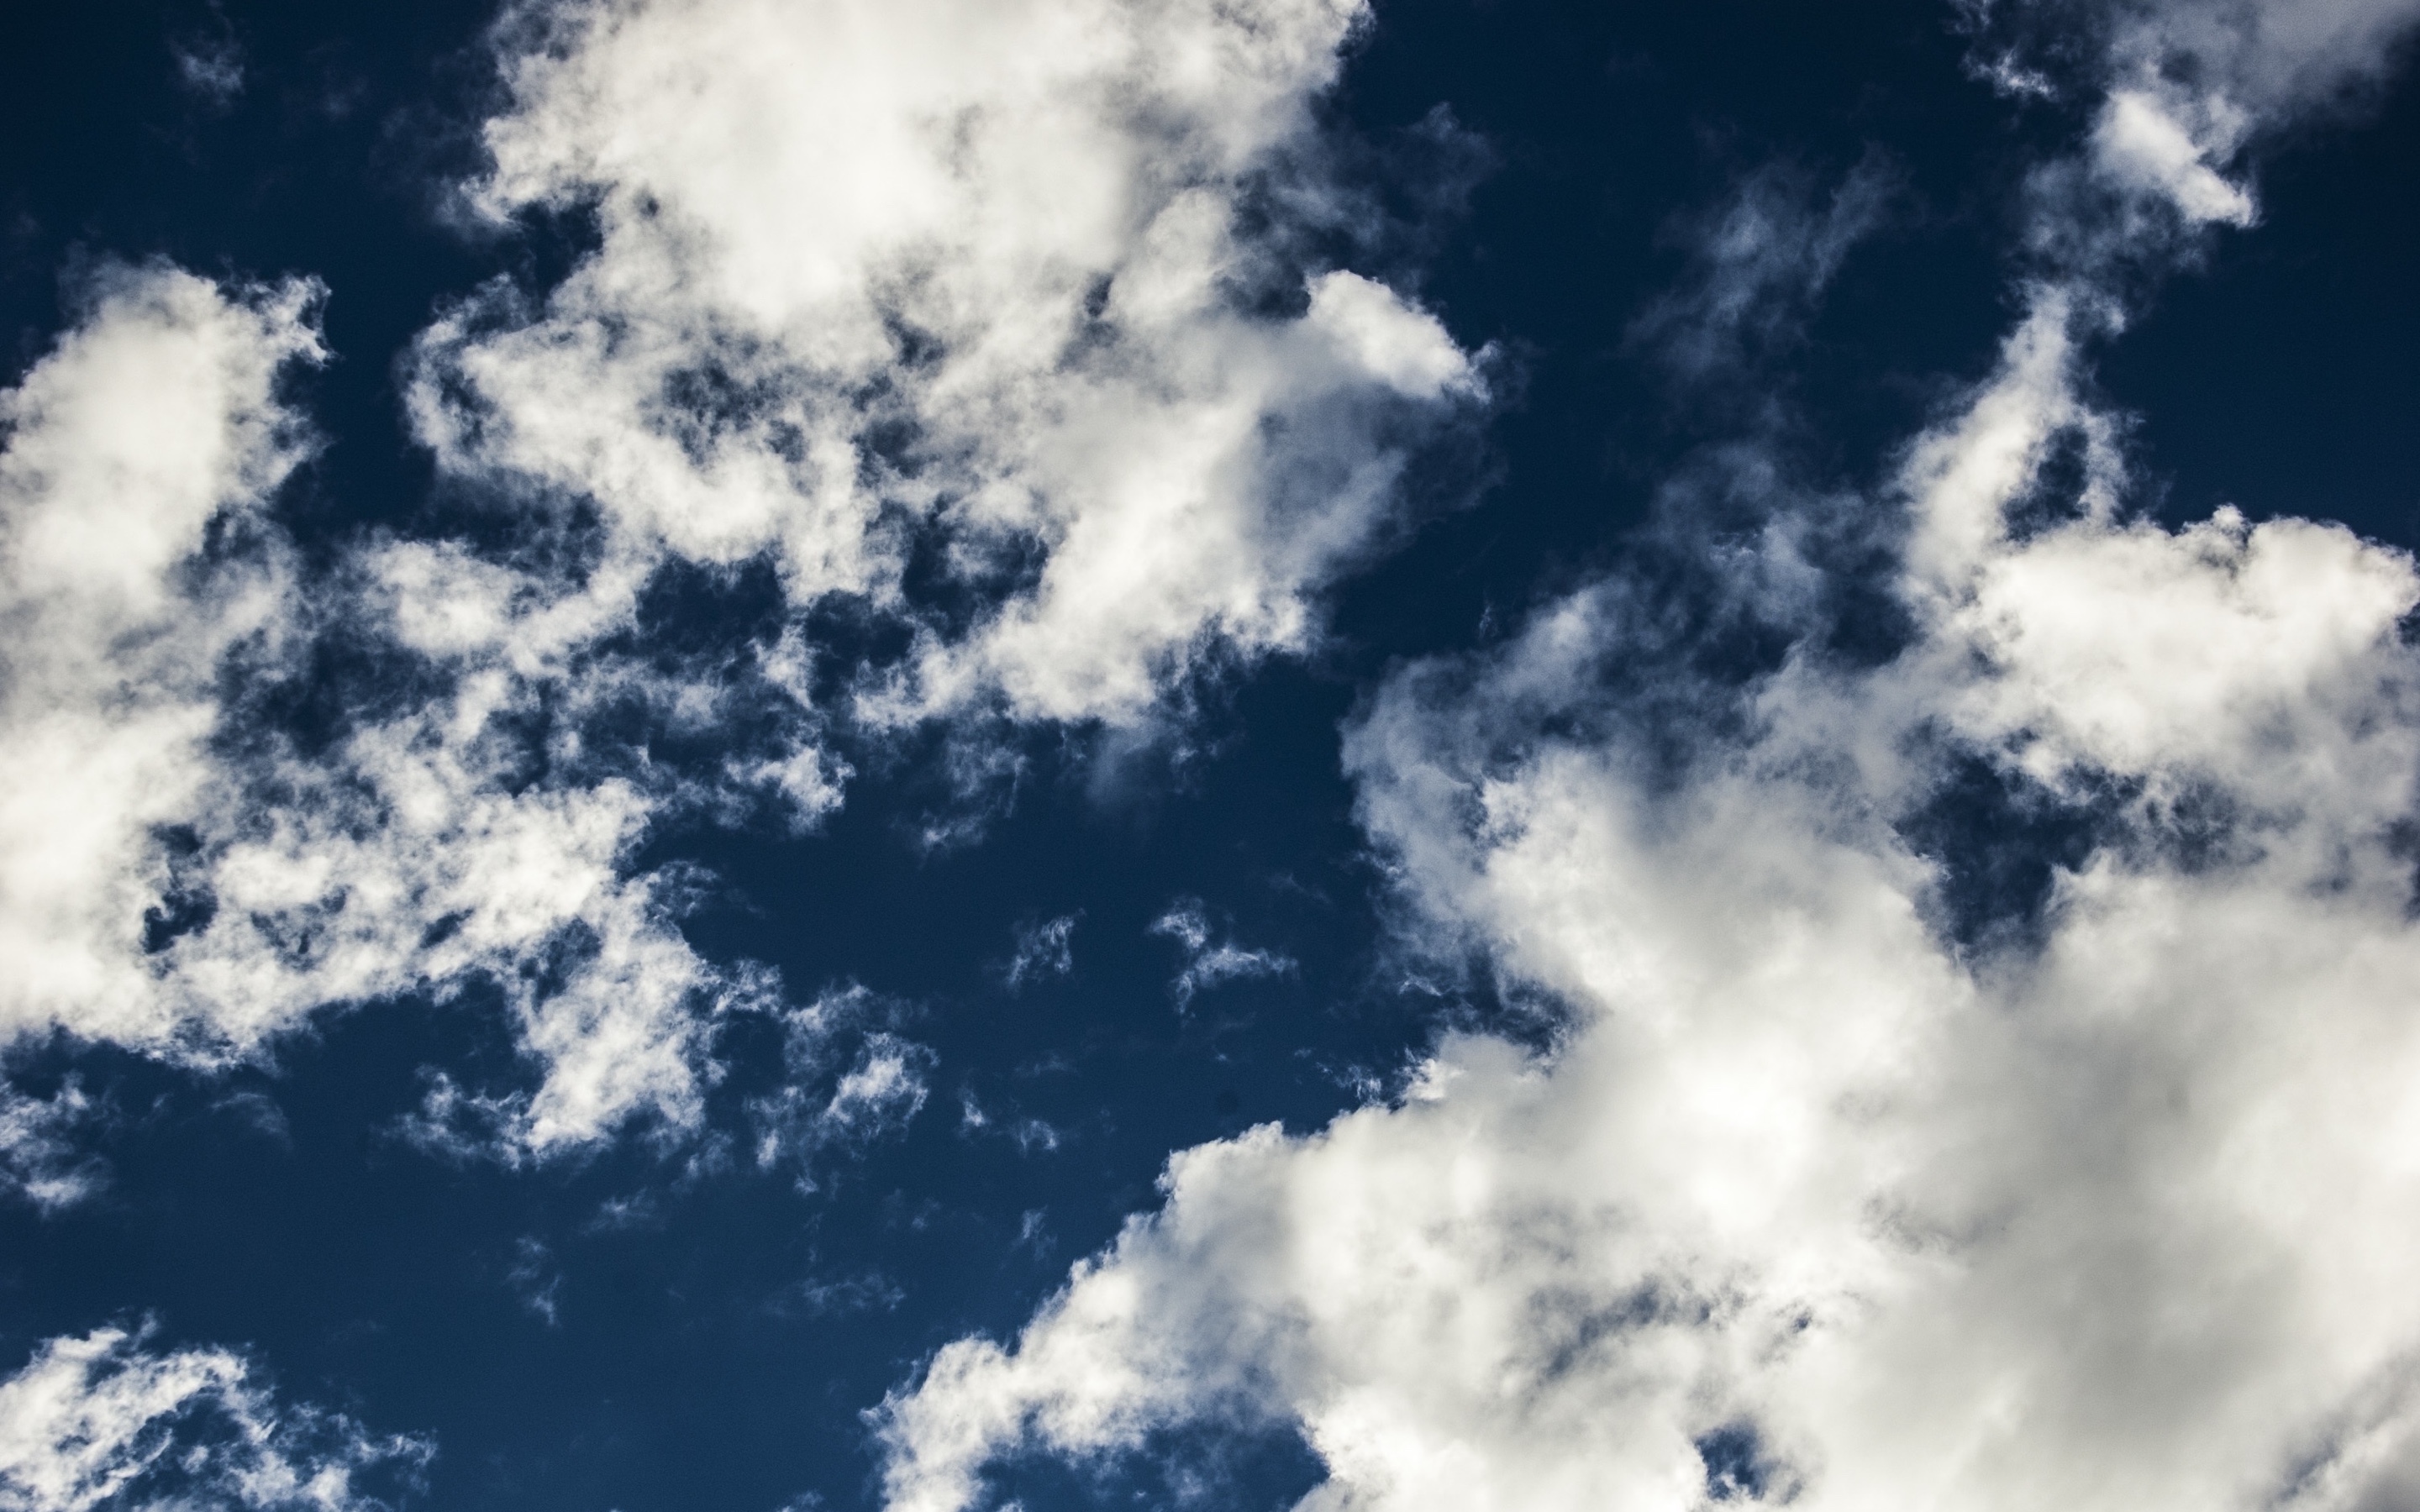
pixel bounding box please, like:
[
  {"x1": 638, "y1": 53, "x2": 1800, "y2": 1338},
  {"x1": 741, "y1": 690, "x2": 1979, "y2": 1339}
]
[
  {"x1": 1149, "y1": 900, "x2": 1294, "y2": 1011},
  {"x1": 0, "y1": 1326, "x2": 430, "y2": 1511},
  {"x1": 1970, "y1": 0, "x2": 2420, "y2": 231},
  {"x1": 871, "y1": 29, "x2": 2420, "y2": 1512},
  {"x1": 172, "y1": 36, "x2": 245, "y2": 106},
  {"x1": 412, "y1": 0, "x2": 1486, "y2": 732},
  {"x1": 0, "y1": 1079, "x2": 105, "y2": 1211},
  {"x1": 1003, "y1": 914, "x2": 1081, "y2": 990},
  {"x1": 4, "y1": 0, "x2": 1492, "y2": 1169},
  {"x1": 0, "y1": 263, "x2": 322, "y2": 1053},
  {"x1": 0, "y1": 264, "x2": 882, "y2": 1158},
  {"x1": 1631, "y1": 156, "x2": 1897, "y2": 384},
  {"x1": 746, "y1": 984, "x2": 935, "y2": 1184}
]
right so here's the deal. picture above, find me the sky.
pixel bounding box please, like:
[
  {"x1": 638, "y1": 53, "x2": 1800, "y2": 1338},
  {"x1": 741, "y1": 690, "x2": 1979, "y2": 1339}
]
[{"x1": 3, "y1": 1, "x2": 2420, "y2": 1509}]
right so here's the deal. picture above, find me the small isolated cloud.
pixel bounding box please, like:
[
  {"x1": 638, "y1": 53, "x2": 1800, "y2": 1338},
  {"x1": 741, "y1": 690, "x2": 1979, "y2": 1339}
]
[
  {"x1": 171, "y1": 34, "x2": 243, "y2": 105},
  {"x1": 1002, "y1": 914, "x2": 1080, "y2": 990},
  {"x1": 507, "y1": 1237, "x2": 562, "y2": 1329},
  {"x1": 0, "y1": 1078, "x2": 105, "y2": 1211},
  {"x1": 773, "y1": 1271, "x2": 906, "y2": 1320},
  {"x1": 744, "y1": 985, "x2": 935, "y2": 1186},
  {"x1": 0, "y1": 1326, "x2": 430, "y2": 1511},
  {"x1": 955, "y1": 1091, "x2": 1063, "y2": 1156},
  {"x1": 1972, "y1": 0, "x2": 2420, "y2": 238},
  {"x1": 1148, "y1": 901, "x2": 1293, "y2": 1011}
]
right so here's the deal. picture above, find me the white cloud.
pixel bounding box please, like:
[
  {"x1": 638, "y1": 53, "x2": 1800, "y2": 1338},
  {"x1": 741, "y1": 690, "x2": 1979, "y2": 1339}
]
[
  {"x1": 1003, "y1": 914, "x2": 1081, "y2": 990},
  {"x1": 746, "y1": 984, "x2": 934, "y2": 1184},
  {"x1": 1, "y1": 0, "x2": 1483, "y2": 1166},
  {"x1": 2090, "y1": 88, "x2": 2254, "y2": 226},
  {"x1": 1975, "y1": 0, "x2": 2420, "y2": 228},
  {"x1": 413, "y1": 0, "x2": 1484, "y2": 731},
  {"x1": 0, "y1": 257, "x2": 922, "y2": 1158},
  {"x1": 0, "y1": 1079, "x2": 104, "y2": 1211},
  {"x1": 8, "y1": 0, "x2": 1469, "y2": 1171},
  {"x1": 0, "y1": 1327, "x2": 429, "y2": 1512},
  {"x1": 871, "y1": 35, "x2": 2420, "y2": 1505},
  {"x1": 1150, "y1": 900, "x2": 1294, "y2": 1011},
  {"x1": 0, "y1": 264, "x2": 321, "y2": 1052},
  {"x1": 0, "y1": 265, "x2": 811, "y2": 1158}
]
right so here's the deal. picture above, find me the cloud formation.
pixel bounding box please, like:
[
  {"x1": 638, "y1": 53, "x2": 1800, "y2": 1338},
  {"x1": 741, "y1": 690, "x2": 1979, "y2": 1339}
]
[
  {"x1": 1975, "y1": 0, "x2": 2420, "y2": 234},
  {"x1": 413, "y1": 0, "x2": 1485, "y2": 728},
  {"x1": 0, "y1": 265, "x2": 322, "y2": 1053},
  {"x1": 0, "y1": 1327, "x2": 430, "y2": 1511},
  {"x1": 871, "y1": 5, "x2": 2420, "y2": 1509},
  {"x1": 0, "y1": 264, "x2": 754, "y2": 1154},
  {"x1": 4, "y1": 0, "x2": 1487, "y2": 1167},
  {"x1": 1150, "y1": 900, "x2": 1294, "y2": 1011}
]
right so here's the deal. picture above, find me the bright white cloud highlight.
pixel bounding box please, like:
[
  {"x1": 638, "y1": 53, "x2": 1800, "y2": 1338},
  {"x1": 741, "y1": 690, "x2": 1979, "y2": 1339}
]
[
  {"x1": 1981, "y1": 0, "x2": 2420, "y2": 228},
  {"x1": 0, "y1": 265, "x2": 763, "y2": 1156},
  {"x1": 0, "y1": 264, "x2": 320, "y2": 1051},
  {"x1": 0, "y1": 1327, "x2": 429, "y2": 1511},
  {"x1": 414, "y1": 0, "x2": 1484, "y2": 728}
]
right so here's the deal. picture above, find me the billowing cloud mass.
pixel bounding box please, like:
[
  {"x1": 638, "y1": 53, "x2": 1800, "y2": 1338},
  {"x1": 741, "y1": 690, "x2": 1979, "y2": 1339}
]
[
  {"x1": 2, "y1": 0, "x2": 1467, "y2": 1160},
  {"x1": 0, "y1": 265, "x2": 319, "y2": 1051},
  {"x1": 0, "y1": 1327, "x2": 430, "y2": 1511},
  {"x1": 413, "y1": 0, "x2": 1484, "y2": 726},
  {"x1": 872, "y1": 4, "x2": 2420, "y2": 1510}
]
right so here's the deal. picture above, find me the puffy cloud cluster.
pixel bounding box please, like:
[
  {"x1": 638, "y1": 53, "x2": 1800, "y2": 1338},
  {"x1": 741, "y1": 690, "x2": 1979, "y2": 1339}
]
[
  {"x1": 3, "y1": 0, "x2": 1465, "y2": 1163},
  {"x1": 0, "y1": 1327, "x2": 430, "y2": 1511},
  {"x1": 413, "y1": 0, "x2": 1484, "y2": 726},
  {"x1": 877, "y1": 298, "x2": 2420, "y2": 1512},
  {"x1": 0, "y1": 265, "x2": 743, "y2": 1153},
  {"x1": 871, "y1": 6, "x2": 2420, "y2": 1509},
  {"x1": 0, "y1": 265, "x2": 319, "y2": 1052}
]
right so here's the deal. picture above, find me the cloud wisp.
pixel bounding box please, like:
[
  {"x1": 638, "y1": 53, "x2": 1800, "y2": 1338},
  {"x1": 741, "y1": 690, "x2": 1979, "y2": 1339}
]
[{"x1": 0, "y1": 1327, "x2": 431, "y2": 1512}]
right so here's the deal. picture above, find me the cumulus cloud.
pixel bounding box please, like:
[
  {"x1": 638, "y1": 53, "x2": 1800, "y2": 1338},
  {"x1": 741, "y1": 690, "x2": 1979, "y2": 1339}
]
[
  {"x1": 0, "y1": 264, "x2": 761, "y2": 1155},
  {"x1": 0, "y1": 1326, "x2": 429, "y2": 1511},
  {"x1": 877, "y1": 304, "x2": 2420, "y2": 1512},
  {"x1": 412, "y1": 0, "x2": 1485, "y2": 732},
  {"x1": 8, "y1": 0, "x2": 1485, "y2": 1173},
  {"x1": 871, "y1": 18, "x2": 2420, "y2": 1511},
  {"x1": 0, "y1": 263, "x2": 321, "y2": 1051}
]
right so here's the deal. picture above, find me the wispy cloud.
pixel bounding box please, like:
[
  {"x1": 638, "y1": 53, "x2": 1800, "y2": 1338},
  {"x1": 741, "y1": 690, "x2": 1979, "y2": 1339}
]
[
  {"x1": 0, "y1": 1326, "x2": 431, "y2": 1511},
  {"x1": 1002, "y1": 913, "x2": 1081, "y2": 990},
  {"x1": 1149, "y1": 900, "x2": 1294, "y2": 1011}
]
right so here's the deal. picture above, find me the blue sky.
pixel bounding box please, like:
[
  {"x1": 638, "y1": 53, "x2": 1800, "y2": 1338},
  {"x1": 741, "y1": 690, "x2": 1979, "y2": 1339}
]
[{"x1": 4, "y1": 3, "x2": 2420, "y2": 1510}]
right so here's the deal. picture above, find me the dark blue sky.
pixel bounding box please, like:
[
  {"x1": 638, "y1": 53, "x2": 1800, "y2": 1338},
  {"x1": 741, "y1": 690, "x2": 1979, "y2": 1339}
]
[{"x1": 4, "y1": 3, "x2": 2419, "y2": 1511}]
